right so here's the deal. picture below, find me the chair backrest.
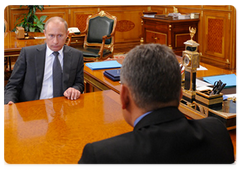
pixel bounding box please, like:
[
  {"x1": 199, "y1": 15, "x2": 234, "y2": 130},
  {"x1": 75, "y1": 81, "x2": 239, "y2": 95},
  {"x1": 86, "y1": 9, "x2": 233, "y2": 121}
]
[
  {"x1": 84, "y1": 11, "x2": 117, "y2": 47},
  {"x1": 87, "y1": 16, "x2": 114, "y2": 44},
  {"x1": 2, "y1": 18, "x2": 8, "y2": 32}
]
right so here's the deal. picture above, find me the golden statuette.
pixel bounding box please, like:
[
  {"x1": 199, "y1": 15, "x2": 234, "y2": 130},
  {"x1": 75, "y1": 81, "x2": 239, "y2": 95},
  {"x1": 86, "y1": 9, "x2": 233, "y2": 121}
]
[
  {"x1": 173, "y1": 6, "x2": 178, "y2": 13},
  {"x1": 189, "y1": 27, "x2": 196, "y2": 40}
]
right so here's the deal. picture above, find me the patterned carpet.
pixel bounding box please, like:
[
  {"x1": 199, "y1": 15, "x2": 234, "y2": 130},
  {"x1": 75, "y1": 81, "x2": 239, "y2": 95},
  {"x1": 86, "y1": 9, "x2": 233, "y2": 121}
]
[{"x1": 107, "y1": 54, "x2": 126, "y2": 60}]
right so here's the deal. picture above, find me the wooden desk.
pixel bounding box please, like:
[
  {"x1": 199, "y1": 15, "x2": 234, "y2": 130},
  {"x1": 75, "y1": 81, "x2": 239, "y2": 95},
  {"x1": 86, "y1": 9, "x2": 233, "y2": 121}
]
[
  {"x1": 84, "y1": 60, "x2": 236, "y2": 126},
  {"x1": 84, "y1": 59, "x2": 123, "y2": 93},
  {"x1": 141, "y1": 17, "x2": 199, "y2": 56},
  {"x1": 84, "y1": 58, "x2": 235, "y2": 94},
  {"x1": 4, "y1": 90, "x2": 132, "y2": 164},
  {"x1": 4, "y1": 32, "x2": 46, "y2": 56}
]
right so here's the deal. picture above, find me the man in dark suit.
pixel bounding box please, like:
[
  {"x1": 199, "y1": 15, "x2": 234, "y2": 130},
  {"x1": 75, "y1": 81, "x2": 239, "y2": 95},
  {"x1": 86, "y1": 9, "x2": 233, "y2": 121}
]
[
  {"x1": 78, "y1": 44, "x2": 234, "y2": 164},
  {"x1": 4, "y1": 17, "x2": 84, "y2": 104}
]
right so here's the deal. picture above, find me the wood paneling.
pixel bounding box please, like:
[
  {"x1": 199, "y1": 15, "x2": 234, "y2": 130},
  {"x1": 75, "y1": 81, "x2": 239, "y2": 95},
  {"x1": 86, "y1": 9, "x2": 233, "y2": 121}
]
[
  {"x1": 202, "y1": 5, "x2": 233, "y2": 11},
  {"x1": 69, "y1": 7, "x2": 98, "y2": 30},
  {"x1": 150, "y1": 5, "x2": 236, "y2": 70},
  {"x1": 99, "y1": 6, "x2": 148, "y2": 51},
  {"x1": 4, "y1": 5, "x2": 236, "y2": 69},
  {"x1": 201, "y1": 10, "x2": 233, "y2": 69}
]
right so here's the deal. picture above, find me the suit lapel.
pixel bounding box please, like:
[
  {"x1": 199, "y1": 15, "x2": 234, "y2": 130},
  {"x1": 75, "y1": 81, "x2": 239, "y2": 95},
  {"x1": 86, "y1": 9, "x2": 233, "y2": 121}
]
[
  {"x1": 35, "y1": 44, "x2": 46, "y2": 98},
  {"x1": 63, "y1": 45, "x2": 72, "y2": 91}
]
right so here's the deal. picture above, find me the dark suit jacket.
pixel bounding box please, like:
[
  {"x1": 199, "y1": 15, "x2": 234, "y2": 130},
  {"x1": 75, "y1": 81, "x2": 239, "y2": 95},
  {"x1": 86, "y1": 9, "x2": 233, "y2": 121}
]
[
  {"x1": 4, "y1": 44, "x2": 84, "y2": 104},
  {"x1": 79, "y1": 107, "x2": 234, "y2": 164}
]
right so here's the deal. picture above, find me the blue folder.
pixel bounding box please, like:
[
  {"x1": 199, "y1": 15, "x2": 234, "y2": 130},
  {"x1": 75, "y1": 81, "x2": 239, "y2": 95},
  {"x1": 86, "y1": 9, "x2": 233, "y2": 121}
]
[
  {"x1": 203, "y1": 74, "x2": 236, "y2": 87},
  {"x1": 86, "y1": 60, "x2": 122, "y2": 70}
]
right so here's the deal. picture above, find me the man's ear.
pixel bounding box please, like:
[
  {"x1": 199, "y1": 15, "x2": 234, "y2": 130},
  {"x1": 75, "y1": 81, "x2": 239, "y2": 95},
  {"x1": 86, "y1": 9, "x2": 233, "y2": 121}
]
[
  {"x1": 43, "y1": 29, "x2": 46, "y2": 36},
  {"x1": 179, "y1": 87, "x2": 183, "y2": 101},
  {"x1": 120, "y1": 84, "x2": 130, "y2": 110}
]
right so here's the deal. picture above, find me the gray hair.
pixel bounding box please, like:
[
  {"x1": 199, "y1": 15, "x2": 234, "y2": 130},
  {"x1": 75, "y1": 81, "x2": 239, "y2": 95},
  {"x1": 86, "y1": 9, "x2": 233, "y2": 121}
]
[
  {"x1": 120, "y1": 44, "x2": 181, "y2": 110},
  {"x1": 44, "y1": 16, "x2": 68, "y2": 32}
]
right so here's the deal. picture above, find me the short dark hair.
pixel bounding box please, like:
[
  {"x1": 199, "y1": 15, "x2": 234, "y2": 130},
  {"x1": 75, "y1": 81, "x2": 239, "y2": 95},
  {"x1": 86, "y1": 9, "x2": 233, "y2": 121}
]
[
  {"x1": 44, "y1": 16, "x2": 68, "y2": 32},
  {"x1": 120, "y1": 44, "x2": 181, "y2": 110}
]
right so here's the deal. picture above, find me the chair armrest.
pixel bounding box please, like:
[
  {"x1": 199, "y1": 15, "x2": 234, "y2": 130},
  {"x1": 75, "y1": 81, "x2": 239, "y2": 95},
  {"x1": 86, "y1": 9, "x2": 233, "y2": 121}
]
[
  {"x1": 102, "y1": 34, "x2": 113, "y2": 40},
  {"x1": 98, "y1": 34, "x2": 114, "y2": 59},
  {"x1": 98, "y1": 38, "x2": 106, "y2": 59},
  {"x1": 66, "y1": 32, "x2": 74, "y2": 46}
]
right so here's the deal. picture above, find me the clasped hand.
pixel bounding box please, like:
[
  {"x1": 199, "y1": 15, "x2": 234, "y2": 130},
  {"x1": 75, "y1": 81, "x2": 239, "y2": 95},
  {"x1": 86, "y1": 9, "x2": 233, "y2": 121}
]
[{"x1": 64, "y1": 87, "x2": 81, "y2": 100}]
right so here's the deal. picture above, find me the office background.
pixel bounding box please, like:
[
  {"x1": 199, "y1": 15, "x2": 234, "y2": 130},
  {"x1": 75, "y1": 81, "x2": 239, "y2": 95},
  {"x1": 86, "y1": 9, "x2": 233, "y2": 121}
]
[{"x1": 2, "y1": 3, "x2": 237, "y2": 70}]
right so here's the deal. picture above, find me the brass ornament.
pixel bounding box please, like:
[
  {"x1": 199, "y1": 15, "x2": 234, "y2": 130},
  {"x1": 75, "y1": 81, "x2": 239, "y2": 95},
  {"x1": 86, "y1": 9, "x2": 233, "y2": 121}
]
[
  {"x1": 189, "y1": 27, "x2": 196, "y2": 41},
  {"x1": 99, "y1": 10, "x2": 106, "y2": 17},
  {"x1": 173, "y1": 6, "x2": 178, "y2": 13}
]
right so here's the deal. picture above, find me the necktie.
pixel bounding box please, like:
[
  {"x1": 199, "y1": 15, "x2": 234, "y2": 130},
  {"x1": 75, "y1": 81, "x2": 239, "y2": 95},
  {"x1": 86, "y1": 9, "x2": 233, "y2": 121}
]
[{"x1": 52, "y1": 51, "x2": 63, "y2": 97}]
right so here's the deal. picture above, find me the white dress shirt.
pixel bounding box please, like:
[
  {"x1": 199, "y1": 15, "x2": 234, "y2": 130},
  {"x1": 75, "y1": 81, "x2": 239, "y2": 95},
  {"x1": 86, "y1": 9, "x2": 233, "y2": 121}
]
[{"x1": 39, "y1": 45, "x2": 64, "y2": 99}]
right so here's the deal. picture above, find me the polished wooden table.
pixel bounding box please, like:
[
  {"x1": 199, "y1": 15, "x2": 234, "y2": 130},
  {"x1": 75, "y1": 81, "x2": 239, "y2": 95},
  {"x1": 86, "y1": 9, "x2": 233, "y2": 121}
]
[
  {"x1": 4, "y1": 90, "x2": 132, "y2": 164},
  {"x1": 4, "y1": 90, "x2": 236, "y2": 163}
]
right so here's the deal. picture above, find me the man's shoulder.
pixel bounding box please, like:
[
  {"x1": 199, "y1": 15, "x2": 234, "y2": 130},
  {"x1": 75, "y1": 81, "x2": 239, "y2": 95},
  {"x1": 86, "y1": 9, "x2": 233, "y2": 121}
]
[
  {"x1": 22, "y1": 44, "x2": 46, "y2": 51},
  {"x1": 193, "y1": 116, "x2": 228, "y2": 133},
  {"x1": 19, "y1": 44, "x2": 46, "y2": 57},
  {"x1": 196, "y1": 116, "x2": 223, "y2": 126}
]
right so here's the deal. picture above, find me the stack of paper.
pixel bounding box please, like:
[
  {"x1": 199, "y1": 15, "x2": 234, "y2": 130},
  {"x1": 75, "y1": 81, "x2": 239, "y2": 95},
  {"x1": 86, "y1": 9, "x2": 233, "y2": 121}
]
[{"x1": 86, "y1": 60, "x2": 122, "y2": 70}]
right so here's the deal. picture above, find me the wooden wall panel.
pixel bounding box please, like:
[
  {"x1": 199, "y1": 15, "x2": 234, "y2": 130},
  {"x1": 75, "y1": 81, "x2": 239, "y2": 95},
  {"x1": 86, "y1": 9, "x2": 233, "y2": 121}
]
[
  {"x1": 5, "y1": 5, "x2": 236, "y2": 69},
  {"x1": 166, "y1": 3, "x2": 202, "y2": 9},
  {"x1": 37, "y1": 8, "x2": 69, "y2": 22},
  {"x1": 9, "y1": 8, "x2": 28, "y2": 31},
  {"x1": 202, "y1": 5, "x2": 232, "y2": 11},
  {"x1": 202, "y1": 10, "x2": 232, "y2": 69},
  {"x1": 150, "y1": 6, "x2": 165, "y2": 14},
  {"x1": 69, "y1": 3, "x2": 98, "y2": 8},
  {"x1": 101, "y1": 6, "x2": 148, "y2": 50},
  {"x1": 99, "y1": 3, "x2": 150, "y2": 8},
  {"x1": 69, "y1": 7, "x2": 98, "y2": 31},
  {"x1": 99, "y1": 6, "x2": 148, "y2": 47},
  {"x1": 151, "y1": 5, "x2": 236, "y2": 70},
  {"x1": 7, "y1": 6, "x2": 69, "y2": 31}
]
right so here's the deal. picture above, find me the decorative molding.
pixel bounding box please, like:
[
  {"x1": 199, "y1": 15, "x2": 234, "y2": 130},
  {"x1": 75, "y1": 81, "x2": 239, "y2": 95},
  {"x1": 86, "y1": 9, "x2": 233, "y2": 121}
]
[{"x1": 116, "y1": 20, "x2": 135, "y2": 32}]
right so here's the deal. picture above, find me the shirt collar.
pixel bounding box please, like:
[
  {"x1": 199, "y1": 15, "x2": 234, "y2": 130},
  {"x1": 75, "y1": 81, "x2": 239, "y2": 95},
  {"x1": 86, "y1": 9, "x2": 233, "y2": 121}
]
[
  {"x1": 46, "y1": 44, "x2": 64, "y2": 57},
  {"x1": 134, "y1": 111, "x2": 152, "y2": 127}
]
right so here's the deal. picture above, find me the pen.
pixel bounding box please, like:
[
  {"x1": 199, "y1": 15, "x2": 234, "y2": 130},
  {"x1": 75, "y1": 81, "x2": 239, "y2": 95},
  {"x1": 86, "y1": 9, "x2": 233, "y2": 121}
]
[
  {"x1": 216, "y1": 83, "x2": 226, "y2": 94},
  {"x1": 210, "y1": 80, "x2": 222, "y2": 95}
]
